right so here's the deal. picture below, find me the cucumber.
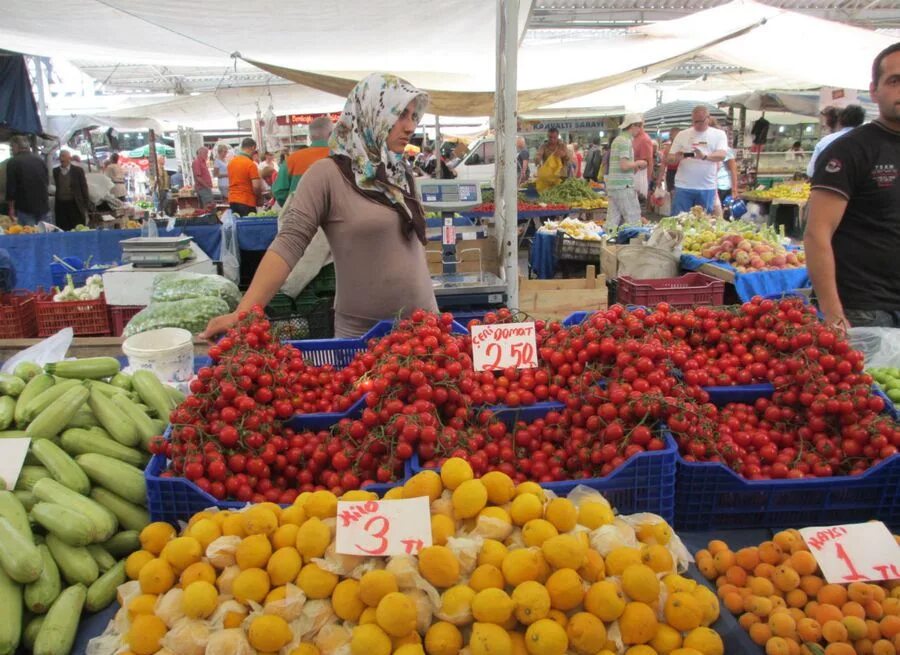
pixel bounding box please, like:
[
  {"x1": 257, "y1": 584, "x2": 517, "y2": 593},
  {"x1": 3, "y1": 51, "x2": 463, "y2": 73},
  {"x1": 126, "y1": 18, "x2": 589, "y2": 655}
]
[
  {"x1": 23, "y1": 615, "x2": 44, "y2": 651},
  {"x1": 87, "y1": 386, "x2": 140, "y2": 447},
  {"x1": 31, "y1": 439, "x2": 91, "y2": 495},
  {"x1": 0, "y1": 373, "x2": 25, "y2": 397},
  {"x1": 86, "y1": 559, "x2": 125, "y2": 613},
  {"x1": 60, "y1": 429, "x2": 146, "y2": 467},
  {"x1": 26, "y1": 385, "x2": 90, "y2": 441},
  {"x1": 90, "y1": 489, "x2": 150, "y2": 532},
  {"x1": 14, "y1": 466, "x2": 51, "y2": 492},
  {"x1": 109, "y1": 372, "x2": 132, "y2": 390},
  {"x1": 0, "y1": 490, "x2": 33, "y2": 538},
  {"x1": 86, "y1": 545, "x2": 116, "y2": 572},
  {"x1": 19, "y1": 379, "x2": 80, "y2": 425},
  {"x1": 25, "y1": 544, "x2": 61, "y2": 613},
  {"x1": 75, "y1": 454, "x2": 145, "y2": 505},
  {"x1": 13, "y1": 361, "x2": 43, "y2": 382},
  {"x1": 0, "y1": 516, "x2": 43, "y2": 583},
  {"x1": 30, "y1": 503, "x2": 95, "y2": 547},
  {"x1": 14, "y1": 374, "x2": 54, "y2": 426},
  {"x1": 101, "y1": 530, "x2": 140, "y2": 558},
  {"x1": 45, "y1": 535, "x2": 98, "y2": 587},
  {"x1": 45, "y1": 357, "x2": 120, "y2": 379},
  {"x1": 0, "y1": 397, "x2": 14, "y2": 431},
  {"x1": 0, "y1": 565, "x2": 22, "y2": 654},
  {"x1": 32, "y1": 479, "x2": 117, "y2": 541},
  {"x1": 33, "y1": 583, "x2": 87, "y2": 655}
]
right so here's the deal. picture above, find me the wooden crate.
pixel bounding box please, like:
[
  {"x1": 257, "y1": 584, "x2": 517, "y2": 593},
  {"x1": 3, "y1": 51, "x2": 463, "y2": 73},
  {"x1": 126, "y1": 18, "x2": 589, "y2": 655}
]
[
  {"x1": 426, "y1": 236, "x2": 500, "y2": 276},
  {"x1": 519, "y1": 265, "x2": 607, "y2": 320}
]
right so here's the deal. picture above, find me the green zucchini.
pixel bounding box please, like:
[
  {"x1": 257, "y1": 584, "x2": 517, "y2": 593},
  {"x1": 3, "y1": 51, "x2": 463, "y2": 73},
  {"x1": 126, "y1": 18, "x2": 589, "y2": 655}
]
[
  {"x1": 150, "y1": 418, "x2": 168, "y2": 436},
  {"x1": 90, "y1": 489, "x2": 149, "y2": 532},
  {"x1": 13, "y1": 361, "x2": 42, "y2": 382},
  {"x1": 45, "y1": 357, "x2": 120, "y2": 379},
  {"x1": 86, "y1": 426, "x2": 112, "y2": 440},
  {"x1": 85, "y1": 559, "x2": 125, "y2": 613},
  {"x1": 0, "y1": 373, "x2": 25, "y2": 397},
  {"x1": 0, "y1": 490, "x2": 33, "y2": 538},
  {"x1": 23, "y1": 615, "x2": 44, "y2": 651},
  {"x1": 60, "y1": 429, "x2": 145, "y2": 467},
  {"x1": 87, "y1": 386, "x2": 139, "y2": 447},
  {"x1": 110, "y1": 393, "x2": 157, "y2": 447},
  {"x1": 25, "y1": 545, "x2": 61, "y2": 613},
  {"x1": 109, "y1": 372, "x2": 132, "y2": 390},
  {"x1": 0, "y1": 397, "x2": 14, "y2": 431},
  {"x1": 25, "y1": 385, "x2": 90, "y2": 441},
  {"x1": 101, "y1": 530, "x2": 140, "y2": 558},
  {"x1": 30, "y1": 439, "x2": 91, "y2": 495},
  {"x1": 14, "y1": 374, "x2": 54, "y2": 426},
  {"x1": 13, "y1": 490, "x2": 36, "y2": 512},
  {"x1": 64, "y1": 407, "x2": 99, "y2": 430},
  {"x1": 75, "y1": 454, "x2": 144, "y2": 504},
  {"x1": 30, "y1": 503, "x2": 95, "y2": 547},
  {"x1": 19, "y1": 379, "x2": 80, "y2": 425},
  {"x1": 32, "y1": 479, "x2": 117, "y2": 541},
  {"x1": 45, "y1": 535, "x2": 98, "y2": 587},
  {"x1": 0, "y1": 565, "x2": 22, "y2": 654},
  {"x1": 131, "y1": 370, "x2": 174, "y2": 423},
  {"x1": 33, "y1": 583, "x2": 87, "y2": 655},
  {"x1": 14, "y1": 466, "x2": 51, "y2": 492},
  {"x1": 86, "y1": 545, "x2": 116, "y2": 572},
  {"x1": 165, "y1": 385, "x2": 185, "y2": 405},
  {"x1": 0, "y1": 516, "x2": 43, "y2": 583},
  {"x1": 0, "y1": 430, "x2": 29, "y2": 439}
]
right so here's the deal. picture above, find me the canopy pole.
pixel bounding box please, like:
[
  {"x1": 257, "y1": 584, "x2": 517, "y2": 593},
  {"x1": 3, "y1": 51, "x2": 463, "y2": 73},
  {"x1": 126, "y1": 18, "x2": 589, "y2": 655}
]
[
  {"x1": 148, "y1": 128, "x2": 159, "y2": 207},
  {"x1": 496, "y1": 0, "x2": 519, "y2": 309},
  {"x1": 434, "y1": 115, "x2": 442, "y2": 178},
  {"x1": 31, "y1": 56, "x2": 48, "y2": 131}
]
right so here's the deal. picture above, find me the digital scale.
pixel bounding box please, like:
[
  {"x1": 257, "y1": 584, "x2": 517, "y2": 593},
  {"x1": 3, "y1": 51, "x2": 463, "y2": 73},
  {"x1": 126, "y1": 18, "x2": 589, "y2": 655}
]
[
  {"x1": 120, "y1": 236, "x2": 197, "y2": 268},
  {"x1": 418, "y1": 181, "x2": 507, "y2": 309}
]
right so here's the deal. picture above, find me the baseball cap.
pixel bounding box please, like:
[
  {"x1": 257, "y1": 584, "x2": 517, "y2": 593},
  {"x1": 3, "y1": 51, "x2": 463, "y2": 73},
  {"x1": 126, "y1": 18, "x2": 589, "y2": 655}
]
[{"x1": 622, "y1": 113, "x2": 644, "y2": 129}]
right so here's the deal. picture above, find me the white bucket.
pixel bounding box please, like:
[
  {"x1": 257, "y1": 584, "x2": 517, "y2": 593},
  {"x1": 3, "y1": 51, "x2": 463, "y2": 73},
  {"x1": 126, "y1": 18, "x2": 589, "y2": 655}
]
[{"x1": 122, "y1": 328, "x2": 194, "y2": 383}]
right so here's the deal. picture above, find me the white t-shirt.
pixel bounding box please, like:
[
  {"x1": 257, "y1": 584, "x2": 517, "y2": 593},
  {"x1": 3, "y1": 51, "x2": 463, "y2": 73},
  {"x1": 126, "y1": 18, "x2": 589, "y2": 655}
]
[{"x1": 671, "y1": 126, "x2": 728, "y2": 190}]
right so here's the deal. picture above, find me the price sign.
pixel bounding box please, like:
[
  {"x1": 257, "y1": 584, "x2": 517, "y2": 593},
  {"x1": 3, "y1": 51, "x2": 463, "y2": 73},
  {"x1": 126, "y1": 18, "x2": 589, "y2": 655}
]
[
  {"x1": 442, "y1": 218, "x2": 456, "y2": 246},
  {"x1": 335, "y1": 497, "x2": 432, "y2": 557},
  {"x1": 470, "y1": 322, "x2": 539, "y2": 371},
  {"x1": 0, "y1": 438, "x2": 30, "y2": 490},
  {"x1": 799, "y1": 522, "x2": 900, "y2": 584}
]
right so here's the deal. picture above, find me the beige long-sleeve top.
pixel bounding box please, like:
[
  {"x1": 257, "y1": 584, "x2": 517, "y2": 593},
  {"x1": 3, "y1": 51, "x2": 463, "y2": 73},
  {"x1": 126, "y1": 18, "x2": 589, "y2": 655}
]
[{"x1": 269, "y1": 158, "x2": 438, "y2": 337}]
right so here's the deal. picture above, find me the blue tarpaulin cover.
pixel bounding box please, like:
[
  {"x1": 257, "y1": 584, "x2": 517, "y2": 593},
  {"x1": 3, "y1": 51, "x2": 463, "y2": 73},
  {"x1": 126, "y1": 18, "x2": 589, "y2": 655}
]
[
  {"x1": 0, "y1": 52, "x2": 43, "y2": 136},
  {"x1": 680, "y1": 254, "x2": 811, "y2": 301}
]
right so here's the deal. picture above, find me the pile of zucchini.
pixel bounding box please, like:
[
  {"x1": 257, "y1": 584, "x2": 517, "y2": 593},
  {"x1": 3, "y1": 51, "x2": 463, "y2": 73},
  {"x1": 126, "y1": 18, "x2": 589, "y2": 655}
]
[{"x1": 0, "y1": 357, "x2": 181, "y2": 655}]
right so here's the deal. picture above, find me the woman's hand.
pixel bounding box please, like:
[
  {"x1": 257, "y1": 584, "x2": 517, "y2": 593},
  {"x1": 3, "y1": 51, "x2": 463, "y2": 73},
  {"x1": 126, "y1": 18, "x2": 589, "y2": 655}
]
[{"x1": 200, "y1": 311, "x2": 239, "y2": 343}]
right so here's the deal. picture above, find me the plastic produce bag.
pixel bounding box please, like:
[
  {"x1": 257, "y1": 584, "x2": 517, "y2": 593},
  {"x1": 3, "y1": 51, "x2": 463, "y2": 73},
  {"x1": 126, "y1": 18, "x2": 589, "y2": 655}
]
[
  {"x1": 848, "y1": 327, "x2": 900, "y2": 368},
  {"x1": 0, "y1": 328, "x2": 73, "y2": 374},
  {"x1": 123, "y1": 297, "x2": 230, "y2": 337},
  {"x1": 616, "y1": 244, "x2": 679, "y2": 279},
  {"x1": 220, "y1": 209, "x2": 240, "y2": 285},
  {"x1": 151, "y1": 272, "x2": 241, "y2": 310}
]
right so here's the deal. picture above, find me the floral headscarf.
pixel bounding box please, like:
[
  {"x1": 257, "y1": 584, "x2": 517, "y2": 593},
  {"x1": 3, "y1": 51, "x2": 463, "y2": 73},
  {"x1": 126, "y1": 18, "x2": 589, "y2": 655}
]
[{"x1": 330, "y1": 73, "x2": 429, "y2": 212}]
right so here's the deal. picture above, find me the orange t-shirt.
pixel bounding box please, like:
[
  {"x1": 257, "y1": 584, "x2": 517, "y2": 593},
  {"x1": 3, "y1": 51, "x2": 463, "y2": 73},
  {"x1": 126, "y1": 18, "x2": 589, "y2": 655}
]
[
  {"x1": 227, "y1": 153, "x2": 260, "y2": 207},
  {"x1": 286, "y1": 146, "x2": 330, "y2": 178}
]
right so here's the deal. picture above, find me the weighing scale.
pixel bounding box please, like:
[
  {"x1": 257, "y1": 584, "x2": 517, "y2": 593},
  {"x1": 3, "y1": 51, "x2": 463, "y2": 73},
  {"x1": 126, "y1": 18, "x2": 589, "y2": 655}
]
[
  {"x1": 120, "y1": 236, "x2": 197, "y2": 267},
  {"x1": 419, "y1": 181, "x2": 507, "y2": 309}
]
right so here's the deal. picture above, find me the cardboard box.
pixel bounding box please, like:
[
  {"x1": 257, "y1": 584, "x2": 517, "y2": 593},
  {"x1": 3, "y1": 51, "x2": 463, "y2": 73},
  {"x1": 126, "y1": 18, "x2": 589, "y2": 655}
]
[
  {"x1": 426, "y1": 236, "x2": 500, "y2": 276},
  {"x1": 518, "y1": 265, "x2": 607, "y2": 320}
]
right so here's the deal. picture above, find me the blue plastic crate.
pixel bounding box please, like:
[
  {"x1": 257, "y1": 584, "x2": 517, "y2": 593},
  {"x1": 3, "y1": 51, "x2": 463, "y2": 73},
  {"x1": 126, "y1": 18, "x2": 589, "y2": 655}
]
[
  {"x1": 362, "y1": 318, "x2": 469, "y2": 340},
  {"x1": 702, "y1": 382, "x2": 775, "y2": 404},
  {"x1": 451, "y1": 310, "x2": 490, "y2": 326},
  {"x1": 562, "y1": 311, "x2": 590, "y2": 327},
  {"x1": 50, "y1": 257, "x2": 112, "y2": 288},
  {"x1": 288, "y1": 337, "x2": 366, "y2": 368},
  {"x1": 285, "y1": 394, "x2": 368, "y2": 431}
]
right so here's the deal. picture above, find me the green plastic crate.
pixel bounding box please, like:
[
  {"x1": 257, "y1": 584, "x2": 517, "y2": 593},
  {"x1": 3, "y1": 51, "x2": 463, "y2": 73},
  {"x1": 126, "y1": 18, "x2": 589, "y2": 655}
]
[{"x1": 311, "y1": 264, "x2": 336, "y2": 297}]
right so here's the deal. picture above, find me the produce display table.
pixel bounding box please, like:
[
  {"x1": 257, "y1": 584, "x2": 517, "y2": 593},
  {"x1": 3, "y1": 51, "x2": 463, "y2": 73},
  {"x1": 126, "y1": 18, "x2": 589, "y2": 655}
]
[
  {"x1": 528, "y1": 231, "x2": 559, "y2": 279},
  {"x1": 460, "y1": 208, "x2": 572, "y2": 223},
  {"x1": 680, "y1": 253, "x2": 810, "y2": 301},
  {"x1": 0, "y1": 225, "x2": 222, "y2": 290}
]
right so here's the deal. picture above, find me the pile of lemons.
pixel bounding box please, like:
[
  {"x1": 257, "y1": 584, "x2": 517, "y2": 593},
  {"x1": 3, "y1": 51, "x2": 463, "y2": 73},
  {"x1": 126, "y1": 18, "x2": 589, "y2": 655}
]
[{"x1": 109, "y1": 458, "x2": 723, "y2": 655}]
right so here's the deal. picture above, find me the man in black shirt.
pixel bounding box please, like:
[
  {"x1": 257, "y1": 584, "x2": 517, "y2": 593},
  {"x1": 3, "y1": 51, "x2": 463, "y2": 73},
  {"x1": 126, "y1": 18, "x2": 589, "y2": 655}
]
[
  {"x1": 6, "y1": 135, "x2": 49, "y2": 226},
  {"x1": 804, "y1": 43, "x2": 900, "y2": 329}
]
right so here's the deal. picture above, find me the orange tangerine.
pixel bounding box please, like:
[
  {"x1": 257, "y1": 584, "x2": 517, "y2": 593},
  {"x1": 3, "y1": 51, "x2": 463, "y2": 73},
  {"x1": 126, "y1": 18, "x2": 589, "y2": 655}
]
[
  {"x1": 740, "y1": 612, "x2": 762, "y2": 630},
  {"x1": 735, "y1": 547, "x2": 761, "y2": 572},
  {"x1": 843, "y1": 601, "x2": 867, "y2": 619},
  {"x1": 726, "y1": 566, "x2": 748, "y2": 587},
  {"x1": 818, "y1": 585, "x2": 849, "y2": 607},
  {"x1": 769, "y1": 612, "x2": 797, "y2": 638},
  {"x1": 765, "y1": 636, "x2": 792, "y2": 655},
  {"x1": 713, "y1": 550, "x2": 735, "y2": 574},
  {"x1": 749, "y1": 623, "x2": 773, "y2": 646},
  {"x1": 788, "y1": 552, "x2": 818, "y2": 576},
  {"x1": 785, "y1": 589, "x2": 807, "y2": 609},
  {"x1": 755, "y1": 563, "x2": 777, "y2": 580},
  {"x1": 708, "y1": 540, "x2": 729, "y2": 556},
  {"x1": 800, "y1": 575, "x2": 824, "y2": 597},
  {"x1": 822, "y1": 620, "x2": 849, "y2": 644},
  {"x1": 814, "y1": 604, "x2": 844, "y2": 626},
  {"x1": 797, "y1": 618, "x2": 822, "y2": 642},
  {"x1": 759, "y1": 542, "x2": 785, "y2": 566},
  {"x1": 750, "y1": 577, "x2": 776, "y2": 597}
]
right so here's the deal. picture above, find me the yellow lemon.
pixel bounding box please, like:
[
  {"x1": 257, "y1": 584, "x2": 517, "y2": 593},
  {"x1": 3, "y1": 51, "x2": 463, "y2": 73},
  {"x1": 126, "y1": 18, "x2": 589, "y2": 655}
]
[
  {"x1": 181, "y1": 580, "x2": 217, "y2": 619},
  {"x1": 296, "y1": 517, "x2": 331, "y2": 560},
  {"x1": 620, "y1": 602, "x2": 659, "y2": 645},
  {"x1": 542, "y1": 534, "x2": 588, "y2": 570},
  {"x1": 375, "y1": 591, "x2": 418, "y2": 637},
  {"x1": 359, "y1": 607, "x2": 378, "y2": 625},
  {"x1": 566, "y1": 612, "x2": 607, "y2": 655},
  {"x1": 160, "y1": 536, "x2": 202, "y2": 574},
  {"x1": 342, "y1": 490, "x2": 377, "y2": 502},
  {"x1": 545, "y1": 568, "x2": 584, "y2": 611},
  {"x1": 479, "y1": 539, "x2": 509, "y2": 569},
  {"x1": 419, "y1": 546, "x2": 460, "y2": 588},
  {"x1": 351, "y1": 624, "x2": 392, "y2": 655},
  {"x1": 510, "y1": 494, "x2": 544, "y2": 526},
  {"x1": 431, "y1": 514, "x2": 456, "y2": 546},
  {"x1": 186, "y1": 518, "x2": 221, "y2": 551},
  {"x1": 305, "y1": 490, "x2": 338, "y2": 519},
  {"x1": 621, "y1": 564, "x2": 661, "y2": 603},
  {"x1": 524, "y1": 618, "x2": 569, "y2": 655},
  {"x1": 290, "y1": 645, "x2": 321, "y2": 655},
  {"x1": 652, "y1": 522, "x2": 673, "y2": 546},
  {"x1": 236, "y1": 533, "x2": 273, "y2": 570},
  {"x1": 267, "y1": 547, "x2": 302, "y2": 586},
  {"x1": 232, "y1": 567, "x2": 270, "y2": 604},
  {"x1": 279, "y1": 503, "x2": 307, "y2": 526},
  {"x1": 138, "y1": 558, "x2": 175, "y2": 595},
  {"x1": 642, "y1": 544, "x2": 675, "y2": 574},
  {"x1": 125, "y1": 550, "x2": 154, "y2": 580},
  {"x1": 547, "y1": 609, "x2": 568, "y2": 629},
  {"x1": 515, "y1": 482, "x2": 545, "y2": 502},
  {"x1": 242, "y1": 505, "x2": 279, "y2": 536},
  {"x1": 438, "y1": 585, "x2": 476, "y2": 626},
  {"x1": 221, "y1": 513, "x2": 246, "y2": 538},
  {"x1": 662, "y1": 574, "x2": 697, "y2": 594},
  {"x1": 481, "y1": 471, "x2": 516, "y2": 505},
  {"x1": 469, "y1": 564, "x2": 505, "y2": 592},
  {"x1": 440, "y1": 458, "x2": 473, "y2": 491},
  {"x1": 510, "y1": 631, "x2": 529, "y2": 655},
  {"x1": 578, "y1": 549, "x2": 606, "y2": 583},
  {"x1": 266, "y1": 585, "x2": 287, "y2": 604},
  {"x1": 544, "y1": 498, "x2": 577, "y2": 533},
  {"x1": 395, "y1": 645, "x2": 425, "y2": 655},
  {"x1": 425, "y1": 622, "x2": 463, "y2": 655},
  {"x1": 650, "y1": 624, "x2": 683, "y2": 654},
  {"x1": 682, "y1": 627, "x2": 724, "y2": 655},
  {"x1": 606, "y1": 547, "x2": 643, "y2": 576},
  {"x1": 180, "y1": 561, "x2": 217, "y2": 588},
  {"x1": 472, "y1": 588, "x2": 514, "y2": 624},
  {"x1": 624, "y1": 647, "x2": 658, "y2": 655},
  {"x1": 664, "y1": 591, "x2": 704, "y2": 632},
  {"x1": 404, "y1": 470, "x2": 444, "y2": 501},
  {"x1": 271, "y1": 524, "x2": 300, "y2": 550},
  {"x1": 522, "y1": 519, "x2": 559, "y2": 548},
  {"x1": 691, "y1": 585, "x2": 719, "y2": 626},
  {"x1": 297, "y1": 563, "x2": 338, "y2": 599},
  {"x1": 453, "y1": 479, "x2": 489, "y2": 519},
  {"x1": 512, "y1": 581, "x2": 551, "y2": 625},
  {"x1": 584, "y1": 580, "x2": 626, "y2": 621},
  {"x1": 502, "y1": 548, "x2": 543, "y2": 587},
  {"x1": 383, "y1": 487, "x2": 405, "y2": 500},
  {"x1": 577, "y1": 501, "x2": 615, "y2": 529},
  {"x1": 248, "y1": 614, "x2": 293, "y2": 652},
  {"x1": 470, "y1": 623, "x2": 512, "y2": 655},
  {"x1": 359, "y1": 569, "x2": 399, "y2": 607},
  {"x1": 139, "y1": 522, "x2": 175, "y2": 556},
  {"x1": 332, "y1": 579, "x2": 366, "y2": 622},
  {"x1": 126, "y1": 614, "x2": 166, "y2": 655},
  {"x1": 126, "y1": 593, "x2": 158, "y2": 620}
]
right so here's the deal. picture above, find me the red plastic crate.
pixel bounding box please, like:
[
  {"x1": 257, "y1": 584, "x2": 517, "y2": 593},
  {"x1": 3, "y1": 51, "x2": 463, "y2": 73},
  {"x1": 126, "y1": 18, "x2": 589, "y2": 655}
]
[
  {"x1": 0, "y1": 291, "x2": 38, "y2": 338},
  {"x1": 617, "y1": 272, "x2": 724, "y2": 308},
  {"x1": 36, "y1": 293, "x2": 111, "y2": 337},
  {"x1": 108, "y1": 305, "x2": 144, "y2": 337}
]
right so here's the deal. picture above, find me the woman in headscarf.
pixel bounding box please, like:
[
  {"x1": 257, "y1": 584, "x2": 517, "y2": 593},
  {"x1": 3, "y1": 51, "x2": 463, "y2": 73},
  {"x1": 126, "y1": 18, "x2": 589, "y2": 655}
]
[{"x1": 202, "y1": 73, "x2": 437, "y2": 339}]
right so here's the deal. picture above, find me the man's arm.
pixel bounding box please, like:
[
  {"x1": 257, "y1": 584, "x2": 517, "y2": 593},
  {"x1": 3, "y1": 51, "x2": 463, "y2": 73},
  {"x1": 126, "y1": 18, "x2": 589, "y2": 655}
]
[
  {"x1": 251, "y1": 178, "x2": 263, "y2": 205},
  {"x1": 804, "y1": 188, "x2": 849, "y2": 328},
  {"x1": 618, "y1": 157, "x2": 645, "y2": 173},
  {"x1": 727, "y1": 158, "x2": 738, "y2": 194}
]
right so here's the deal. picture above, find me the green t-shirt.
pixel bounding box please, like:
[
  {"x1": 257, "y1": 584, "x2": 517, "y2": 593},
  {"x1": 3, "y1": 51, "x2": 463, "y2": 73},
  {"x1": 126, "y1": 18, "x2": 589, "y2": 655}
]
[{"x1": 605, "y1": 133, "x2": 634, "y2": 191}]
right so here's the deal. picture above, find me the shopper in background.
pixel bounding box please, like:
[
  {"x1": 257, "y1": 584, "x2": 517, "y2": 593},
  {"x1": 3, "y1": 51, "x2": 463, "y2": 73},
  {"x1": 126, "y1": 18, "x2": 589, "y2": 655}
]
[
  {"x1": 105, "y1": 152, "x2": 126, "y2": 201},
  {"x1": 6, "y1": 135, "x2": 49, "y2": 226},
  {"x1": 213, "y1": 144, "x2": 230, "y2": 200},
  {"x1": 155, "y1": 155, "x2": 170, "y2": 213},
  {"x1": 52, "y1": 150, "x2": 90, "y2": 230},
  {"x1": 715, "y1": 146, "x2": 739, "y2": 218},
  {"x1": 605, "y1": 113, "x2": 647, "y2": 229},
  {"x1": 573, "y1": 143, "x2": 584, "y2": 178},
  {"x1": 806, "y1": 104, "x2": 866, "y2": 177},
  {"x1": 535, "y1": 128, "x2": 570, "y2": 192},
  {"x1": 516, "y1": 136, "x2": 530, "y2": 184},
  {"x1": 805, "y1": 43, "x2": 900, "y2": 329},
  {"x1": 668, "y1": 106, "x2": 728, "y2": 214},
  {"x1": 192, "y1": 146, "x2": 214, "y2": 207},
  {"x1": 785, "y1": 141, "x2": 805, "y2": 162},
  {"x1": 582, "y1": 138, "x2": 602, "y2": 183},
  {"x1": 202, "y1": 72, "x2": 436, "y2": 340},
  {"x1": 273, "y1": 116, "x2": 333, "y2": 206},
  {"x1": 227, "y1": 138, "x2": 262, "y2": 217},
  {"x1": 631, "y1": 120, "x2": 654, "y2": 201},
  {"x1": 819, "y1": 106, "x2": 840, "y2": 135}
]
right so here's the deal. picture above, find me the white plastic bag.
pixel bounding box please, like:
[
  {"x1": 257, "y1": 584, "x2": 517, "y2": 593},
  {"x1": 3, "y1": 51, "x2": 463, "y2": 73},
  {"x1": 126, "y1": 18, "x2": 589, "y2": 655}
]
[
  {"x1": 615, "y1": 244, "x2": 679, "y2": 279},
  {"x1": 219, "y1": 209, "x2": 240, "y2": 285},
  {"x1": 0, "y1": 329, "x2": 74, "y2": 374},
  {"x1": 646, "y1": 227, "x2": 684, "y2": 258},
  {"x1": 848, "y1": 327, "x2": 900, "y2": 368}
]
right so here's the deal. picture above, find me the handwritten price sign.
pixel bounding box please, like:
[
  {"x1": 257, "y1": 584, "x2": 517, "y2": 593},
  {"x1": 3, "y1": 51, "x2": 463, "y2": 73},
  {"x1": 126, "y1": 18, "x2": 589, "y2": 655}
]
[
  {"x1": 335, "y1": 497, "x2": 432, "y2": 557},
  {"x1": 470, "y1": 322, "x2": 538, "y2": 371},
  {"x1": 800, "y1": 522, "x2": 900, "y2": 584}
]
